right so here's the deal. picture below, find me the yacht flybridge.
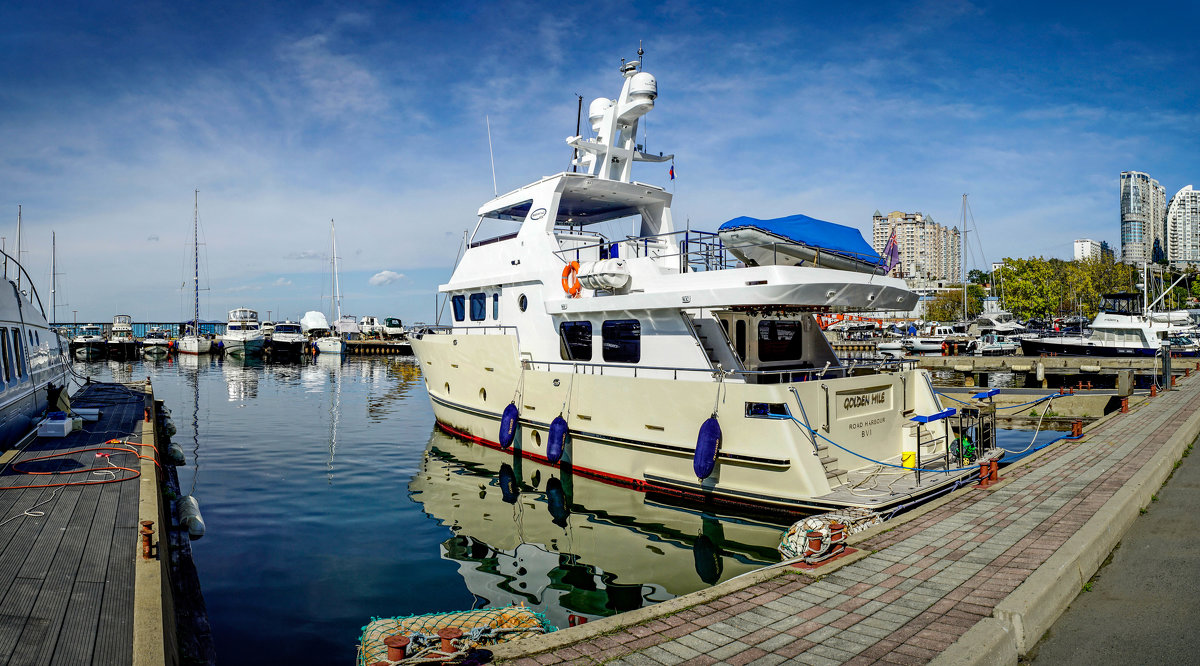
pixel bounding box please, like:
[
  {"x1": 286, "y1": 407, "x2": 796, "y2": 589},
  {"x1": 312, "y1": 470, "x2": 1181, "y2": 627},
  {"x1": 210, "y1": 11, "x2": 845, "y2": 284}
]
[{"x1": 410, "y1": 57, "x2": 976, "y2": 515}]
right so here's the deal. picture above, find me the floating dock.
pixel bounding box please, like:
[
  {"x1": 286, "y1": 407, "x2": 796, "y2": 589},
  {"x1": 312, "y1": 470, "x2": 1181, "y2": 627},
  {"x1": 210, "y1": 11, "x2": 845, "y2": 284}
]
[
  {"x1": 487, "y1": 373, "x2": 1200, "y2": 664},
  {"x1": 0, "y1": 380, "x2": 210, "y2": 664},
  {"x1": 346, "y1": 340, "x2": 413, "y2": 355}
]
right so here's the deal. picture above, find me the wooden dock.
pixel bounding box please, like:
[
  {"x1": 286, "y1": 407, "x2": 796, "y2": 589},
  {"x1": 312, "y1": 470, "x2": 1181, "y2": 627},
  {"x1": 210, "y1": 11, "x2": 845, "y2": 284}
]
[{"x1": 0, "y1": 380, "x2": 210, "y2": 665}]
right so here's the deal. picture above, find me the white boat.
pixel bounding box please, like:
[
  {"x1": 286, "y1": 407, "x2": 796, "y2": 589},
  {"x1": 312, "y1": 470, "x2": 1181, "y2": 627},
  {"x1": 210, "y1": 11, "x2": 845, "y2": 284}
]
[
  {"x1": 220, "y1": 307, "x2": 265, "y2": 357},
  {"x1": 106, "y1": 314, "x2": 137, "y2": 360},
  {"x1": 301, "y1": 311, "x2": 341, "y2": 355},
  {"x1": 359, "y1": 316, "x2": 383, "y2": 338},
  {"x1": 973, "y1": 333, "x2": 1019, "y2": 356},
  {"x1": 382, "y1": 317, "x2": 407, "y2": 340},
  {"x1": 408, "y1": 57, "x2": 971, "y2": 515},
  {"x1": 1020, "y1": 293, "x2": 1198, "y2": 357},
  {"x1": 141, "y1": 327, "x2": 171, "y2": 357},
  {"x1": 70, "y1": 324, "x2": 106, "y2": 359},
  {"x1": 177, "y1": 190, "x2": 212, "y2": 355},
  {"x1": 268, "y1": 320, "x2": 307, "y2": 357},
  {"x1": 312, "y1": 220, "x2": 346, "y2": 356},
  {"x1": 0, "y1": 210, "x2": 70, "y2": 446}
]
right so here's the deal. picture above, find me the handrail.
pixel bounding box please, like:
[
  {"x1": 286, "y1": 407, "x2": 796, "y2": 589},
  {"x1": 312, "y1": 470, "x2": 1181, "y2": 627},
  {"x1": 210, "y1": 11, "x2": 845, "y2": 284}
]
[
  {"x1": 0, "y1": 249, "x2": 45, "y2": 318},
  {"x1": 526, "y1": 357, "x2": 916, "y2": 381}
]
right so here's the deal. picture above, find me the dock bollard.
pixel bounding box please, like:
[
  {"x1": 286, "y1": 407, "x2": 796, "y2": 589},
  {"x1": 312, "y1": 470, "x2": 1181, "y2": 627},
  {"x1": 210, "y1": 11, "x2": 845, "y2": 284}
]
[
  {"x1": 978, "y1": 462, "x2": 990, "y2": 488},
  {"x1": 1172, "y1": 375, "x2": 1177, "y2": 387},
  {"x1": 1121, "y1": 397, "x2": 1129, "y2": 413},
  {"x1": 1151, "y1": 384, "x2": 1158, "y2": 397},
  {"x1": 140, "y1": 520, "x2": 154, "y2": 559},
  {"x1": 1071, "y1": 420, "x2": 1083, "y2": 438},
  {"x1": 383, "y1": 635, "x2": 410, "y2": 660},
  {"x1": 989, "y1": 459, "x2": 1000, "y2": 483},
  {"x1": 438, "y1": 627, "x2": 463, "y2": 653}
]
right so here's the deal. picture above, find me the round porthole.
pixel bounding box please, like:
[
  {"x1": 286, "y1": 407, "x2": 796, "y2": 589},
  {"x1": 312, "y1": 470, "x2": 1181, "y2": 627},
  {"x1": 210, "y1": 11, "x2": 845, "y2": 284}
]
[
  {"x1": 518, "y1": 294, "x2": 528, "y2": 312},
  {"x1": 532, "y1": 430, "x2": 542, "y2": 447},
  {"x1": 479, "y1": 388, "x2": 487, "y2": 402}
]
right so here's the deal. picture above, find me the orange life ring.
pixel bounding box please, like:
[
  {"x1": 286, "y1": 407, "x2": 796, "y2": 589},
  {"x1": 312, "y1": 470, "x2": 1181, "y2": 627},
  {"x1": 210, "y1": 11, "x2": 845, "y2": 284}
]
[{"x1": 561, "y1": 261, "x2": 581, "y2": 297}]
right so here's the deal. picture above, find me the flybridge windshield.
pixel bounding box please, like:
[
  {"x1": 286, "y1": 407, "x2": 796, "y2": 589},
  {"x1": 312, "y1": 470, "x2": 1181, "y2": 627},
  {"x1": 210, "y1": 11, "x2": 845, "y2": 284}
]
[
  {"x1": 1100, "y1": 293, "x2": 1142, "y2": 315},
  {"x1": 470, "y1": 199, "x2": 532, "y2": 247}
]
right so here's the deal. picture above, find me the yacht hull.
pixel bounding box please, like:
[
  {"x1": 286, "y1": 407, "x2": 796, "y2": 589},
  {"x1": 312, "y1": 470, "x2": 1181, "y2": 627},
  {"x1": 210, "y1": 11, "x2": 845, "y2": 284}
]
[
  {"x1": 1019, "y1": 337, "x2": 1164, "y2": 357},
  {"x1": 176, "y1": 337, "x2": 212, "y2": 355},
  {"x1": 412, "y1": 333, "x2": 967, "y2": 516},
  {"x1": 221, "y1": 336, "x2": 265, "y2": 357}
]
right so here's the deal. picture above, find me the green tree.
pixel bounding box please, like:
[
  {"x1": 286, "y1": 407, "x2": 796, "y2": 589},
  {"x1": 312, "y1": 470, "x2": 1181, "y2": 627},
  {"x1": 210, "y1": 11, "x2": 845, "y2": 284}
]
[{"x1": 967, "y1": 269, "x2": 990, "y2": 286}]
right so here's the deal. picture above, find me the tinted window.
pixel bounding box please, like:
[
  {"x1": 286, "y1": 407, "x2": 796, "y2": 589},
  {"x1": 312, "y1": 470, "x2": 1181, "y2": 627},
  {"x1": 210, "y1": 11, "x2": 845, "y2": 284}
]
[
  {"x1": 758, "y1": 320, "x2": 803, "y2": 362},
  {"x1": 492, "y1": 294, "x2": 499, "y2": 319},
  {"x1": 470, "y1": 293, "x2": 486, "y2": 321},
  {"x1": 559, "y1": 322, "x2": 592, "y2": 361},
  {"x1": 0, "y1": 329, "x2": 8, "y2": 382},
  {"x1": 602, "y1": 319, "x2": 640, "y2": 363},
  {"x1": 452, "y1": 295, "x2": 465, "y2": 322},
  {"x1": 12, "y1": 329, "x2": 23, "y2": 376}
]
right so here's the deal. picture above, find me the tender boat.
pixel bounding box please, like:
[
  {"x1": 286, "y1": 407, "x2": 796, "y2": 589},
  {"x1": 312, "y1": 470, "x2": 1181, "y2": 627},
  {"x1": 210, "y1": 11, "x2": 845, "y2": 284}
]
[
  {"x1": 268, "y1": 320, "x2": 307, "y2": 357},
  {"x1": 141, "y1": 327, "x2": 172, "y2": 357},
  {"x1": 409, "y1": 57, "x2": 973, "y2": 515},
  {"x1": 106, "y1": 314, "x2": 137, "y2": 360},
  {"x1": 717, "y1": 214, "x2": 886, "y2": 273},
  {"x1": 220, "y1": 307, "x2": 265, "y2": 357},
  {"x1": 1020, "y1": 293, "x2": 1197, "y2": 357},
  {"x1": 177, "y1": 190, "x2": 211, "y2": 355},
  {"x1": 70, "y1": 324, "x2": 106, "y2": 360}
]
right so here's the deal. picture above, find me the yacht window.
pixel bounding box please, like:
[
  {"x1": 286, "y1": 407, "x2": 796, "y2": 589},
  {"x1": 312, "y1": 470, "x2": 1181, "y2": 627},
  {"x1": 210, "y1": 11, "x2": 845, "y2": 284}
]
[
  {"x1": 0, "y1": 329, "x2": 8, "y2": 382},
  {"x1": 602, "y1": 319, "x2": 640, "y2": 363},
  {"x1": 12, "y1": 329, "x2": 24, "y2": 376},
  {"x1": 469, "y1": 293, "x2": 487, "y2": 321},
  {"x1": 452, "y1": 295, "x2": 466, "y2": 322},
  {"x1": 559, "y1": 322, "x2": 593, "y2": 361},
  {"x1": 518, "y1": 294, "x2": 528, "y2": 312},
  {"x1": 735, "y1": 320, "x2": 747, "y2": 361},
  {"x1": 27, "y1": 330, "x2": 33, "y2": 345},
  {"x1": 758, "y1": 321, "x2": 804, "y2": 362},
  {"x1": 492, "y1": 294, "x2": 499, "y2": 320}
]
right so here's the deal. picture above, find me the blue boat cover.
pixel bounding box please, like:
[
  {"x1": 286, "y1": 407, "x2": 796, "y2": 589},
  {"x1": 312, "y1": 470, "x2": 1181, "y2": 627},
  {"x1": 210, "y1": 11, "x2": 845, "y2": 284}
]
[{"x1": 718, "y1": 214, "x2": 882, "y2": 265}]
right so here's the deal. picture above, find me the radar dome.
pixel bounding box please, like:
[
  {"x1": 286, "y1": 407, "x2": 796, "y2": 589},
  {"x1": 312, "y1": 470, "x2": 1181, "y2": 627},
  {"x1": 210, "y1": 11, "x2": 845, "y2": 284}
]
[
  {"x1": 588, "y1": 97, "x2": 613, "y2": 123},
  {"x1": 629, "y1": 72, "x2": 657, "y2": 101}
]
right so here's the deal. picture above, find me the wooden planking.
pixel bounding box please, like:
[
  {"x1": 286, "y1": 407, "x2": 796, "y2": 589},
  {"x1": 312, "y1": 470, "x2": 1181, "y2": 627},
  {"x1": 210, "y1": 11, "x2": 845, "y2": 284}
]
[
  {"x1": 47, "y1": 581, "x2": 103, "y2": 666},
  {"x1": 0, "y1": 383, "x2": 146, "y2": 665}
]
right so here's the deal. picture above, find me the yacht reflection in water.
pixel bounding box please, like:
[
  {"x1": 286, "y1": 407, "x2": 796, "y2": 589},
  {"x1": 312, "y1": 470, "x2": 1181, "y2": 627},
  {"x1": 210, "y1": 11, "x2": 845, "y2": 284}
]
[
  {"x1": 222, "y1": 355, "x2": 262, "y2": 401},
  {"x1": 409, "y1": 428, "x2": 783, "y2": 629}
]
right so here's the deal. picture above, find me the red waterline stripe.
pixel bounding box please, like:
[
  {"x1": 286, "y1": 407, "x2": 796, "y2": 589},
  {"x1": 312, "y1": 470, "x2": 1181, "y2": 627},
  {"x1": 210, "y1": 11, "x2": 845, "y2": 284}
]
[{"x1": 434, "y1": 420, "x2": 649, "y2": 491}]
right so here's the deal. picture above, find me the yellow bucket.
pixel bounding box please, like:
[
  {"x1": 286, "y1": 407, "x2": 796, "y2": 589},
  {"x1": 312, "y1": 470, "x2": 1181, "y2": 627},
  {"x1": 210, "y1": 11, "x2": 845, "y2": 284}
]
[{"x1": 901, "y1": 451, "x2": 916, "y2": 469}]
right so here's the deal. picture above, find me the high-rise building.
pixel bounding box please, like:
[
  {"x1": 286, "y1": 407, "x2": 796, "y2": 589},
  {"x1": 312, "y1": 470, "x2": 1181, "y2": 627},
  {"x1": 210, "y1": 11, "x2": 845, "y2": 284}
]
[
  {"x1": 1073, "y1": 239, "x2": 1101, "y2": 260},
  {"x1": 1120, "y1": 171, "x2": 1167, "y2": 264},
  {"x1": 1167, "y1": 185, "x2": 1200, "y2": 267},
  {"x1": 871, "y1": 210, "x2": 961, "y2": 281}
]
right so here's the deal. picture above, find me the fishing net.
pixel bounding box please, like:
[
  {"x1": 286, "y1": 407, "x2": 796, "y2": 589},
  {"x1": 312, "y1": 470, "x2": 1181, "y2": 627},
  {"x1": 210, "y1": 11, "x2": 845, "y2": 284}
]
[{"x1": 357, "y1": 605, "x2": 555, "y2": 665}]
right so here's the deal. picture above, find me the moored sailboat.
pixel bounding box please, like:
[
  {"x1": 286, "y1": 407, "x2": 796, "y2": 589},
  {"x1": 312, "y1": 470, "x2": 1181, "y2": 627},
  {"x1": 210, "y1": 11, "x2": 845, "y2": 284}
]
[{"x1": 178, "y1": 190, "x2": 211, "y2": 355}]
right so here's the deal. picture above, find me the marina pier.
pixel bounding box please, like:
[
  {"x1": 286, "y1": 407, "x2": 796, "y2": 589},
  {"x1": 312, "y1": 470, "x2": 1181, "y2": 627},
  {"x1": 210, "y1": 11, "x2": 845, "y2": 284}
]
[
  {"x1": 487, "y1": 367, "x2": 1200, "y2": 664},
  {"x1": 0, "y1": 380, "x2": 208, "y2": 664}
]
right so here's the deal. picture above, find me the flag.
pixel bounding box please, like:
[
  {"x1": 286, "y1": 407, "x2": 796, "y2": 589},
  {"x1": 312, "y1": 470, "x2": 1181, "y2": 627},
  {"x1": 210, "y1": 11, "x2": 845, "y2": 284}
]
[
  {"x1": 883, "y1": 231, "x2": 900, "y2": 273},
  {"x1": 669, "y1": 165, "x2": 675, "y2": 180}
]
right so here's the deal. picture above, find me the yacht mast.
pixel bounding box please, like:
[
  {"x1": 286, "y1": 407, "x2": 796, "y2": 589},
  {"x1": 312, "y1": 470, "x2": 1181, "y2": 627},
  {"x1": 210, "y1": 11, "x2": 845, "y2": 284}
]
[
  {"x1": 15, "y1": 205, "x2": 21, "y2": 295},
  {"x1": 330, "y1": 219, "x2": 341, "y2": 323},
  {"x1": 961, "y1": 194, "x2": 968, "y2": 322},
  {"x1": 50, "y1": 231, "x2": 56, "y2": 324},
  {"x1": 193, "y1": 189, "x2": 200, "y2": 336}
]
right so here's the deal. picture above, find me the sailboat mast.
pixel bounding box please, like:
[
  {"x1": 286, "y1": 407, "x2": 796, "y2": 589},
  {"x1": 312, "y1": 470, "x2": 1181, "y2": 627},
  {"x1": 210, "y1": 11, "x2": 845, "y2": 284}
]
[
  {"x1": 15, "y1": 205, "x2": 21, "y2": 295},
  {"x1": 331, "y1": 219, "x2": 342, "y2": 321},
  {"x1": 51, "y1": 231, "x2": 56, "y2": 324},
  {"x1": 194, "y1": 189, "x2": 200, "y2": 335},
  {"x1": 961, "y1": 194, "x2": 968, "y2": 322}
]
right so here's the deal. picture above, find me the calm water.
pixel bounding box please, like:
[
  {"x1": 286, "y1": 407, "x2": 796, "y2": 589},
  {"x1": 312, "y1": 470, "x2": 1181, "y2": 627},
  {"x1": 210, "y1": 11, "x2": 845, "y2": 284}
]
[{"x1": 71, "y1": 356, "x2": 786, "y2": 664}]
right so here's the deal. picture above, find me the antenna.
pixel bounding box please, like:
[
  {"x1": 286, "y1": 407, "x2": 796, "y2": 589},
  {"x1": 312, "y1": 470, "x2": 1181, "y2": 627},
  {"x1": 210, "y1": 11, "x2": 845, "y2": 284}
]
[
  {"x1": 571, "y1": 94, "x2": 582, "y2": 173},
  {"x1": 638, "y1": 41, "x2": 644, "y2": 70},
  {"x1": 486, "y1": 115, "x2": 498, "y2": 196}
]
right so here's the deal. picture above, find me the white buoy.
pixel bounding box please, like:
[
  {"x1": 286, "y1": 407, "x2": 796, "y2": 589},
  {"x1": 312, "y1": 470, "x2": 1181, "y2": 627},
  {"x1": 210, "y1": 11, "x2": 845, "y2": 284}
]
[{"x1": 177, "y1": 495, "x2": 206, "y2": 539}]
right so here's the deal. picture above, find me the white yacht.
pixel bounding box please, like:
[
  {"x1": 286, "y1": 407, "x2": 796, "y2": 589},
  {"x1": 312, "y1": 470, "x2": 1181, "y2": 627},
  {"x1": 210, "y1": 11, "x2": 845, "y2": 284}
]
[
  {"x1": 106, "y1": 314, "x2": 137, "y2": 360},
  {"x1": 1020, "y1": 292, "x2": 1198, "y2": 357},
  {"x1": 70, "y1": 324, "x2": 105, "y2": 359},
  {"x1": 220, "y1": 307, "x2": 265, "y2": 357},
  {"x1": 141, "y1": 326, "x2": 171, "y2": 358},
  {"x1": 309, "y1": 220, "x2": 347, "y2": 356},
  {"x1": 409, "y1": 58, "x2": 971, "y2": 515},
  {"x1": 268, "y1": 320, "x2": 307, "y2": 357},
  {"x1": 178, "y1": 190, "x2": 211, "y2": 355},
  {"x1": 382, "y1": 317, "x2": 407, "y2": 340},
  {"x1": 301, "y1": 310, "x2": 342, "y2": 355},
  {"x1": 359, "y1": 316, "x2": 383, "y2": 338}
]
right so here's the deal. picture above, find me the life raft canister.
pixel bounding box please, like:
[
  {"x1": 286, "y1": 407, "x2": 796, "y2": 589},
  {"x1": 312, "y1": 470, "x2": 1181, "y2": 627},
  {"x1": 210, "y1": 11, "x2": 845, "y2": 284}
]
[
  {"x1": 561, "y1": 261, "x2": 582, "y2": 298},
  {"x1": 499, "y1": 403, "x2": 519, "y2": 449}
]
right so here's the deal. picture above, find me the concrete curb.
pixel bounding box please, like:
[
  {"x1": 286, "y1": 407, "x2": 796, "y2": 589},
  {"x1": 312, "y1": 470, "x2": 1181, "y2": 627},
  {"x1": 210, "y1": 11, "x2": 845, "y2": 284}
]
[{"x1": 931, "y1": 387, "x2": 1200, "y2": 666}]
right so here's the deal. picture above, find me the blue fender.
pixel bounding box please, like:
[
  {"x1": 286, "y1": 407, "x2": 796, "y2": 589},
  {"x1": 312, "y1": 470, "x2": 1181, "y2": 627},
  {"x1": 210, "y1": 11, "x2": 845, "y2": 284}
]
[
  {"x1": 547, "y1": 415, "x2": 568, "y2": 463},
  {"x1": 693, "y1": 417, "x2": 722, "y2": 479},
  {"x1": 499, "y1": 403, "x2": 519, "y2": 449}
]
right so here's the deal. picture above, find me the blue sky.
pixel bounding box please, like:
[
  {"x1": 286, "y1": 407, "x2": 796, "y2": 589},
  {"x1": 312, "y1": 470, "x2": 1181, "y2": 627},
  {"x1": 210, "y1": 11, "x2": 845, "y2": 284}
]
[{"x1": 1, "y1": 1, "x2": 1196, "y2": 323}]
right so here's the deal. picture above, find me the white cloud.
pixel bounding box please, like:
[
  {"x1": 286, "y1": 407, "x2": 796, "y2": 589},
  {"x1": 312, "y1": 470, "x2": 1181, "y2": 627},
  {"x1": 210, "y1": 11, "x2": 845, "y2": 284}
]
[
  {"x1": 226, "y1": 285, "x2": 262, "y2": 293},
  {"x1": 273, "y1": 277, "x2": 292, "y2": 286},
  {"x1": 285, "y1": 251, "x2": 323, "y2": 260},
  {"x1": 369, "y1": 270, "x2": 404, "y2": 286}
]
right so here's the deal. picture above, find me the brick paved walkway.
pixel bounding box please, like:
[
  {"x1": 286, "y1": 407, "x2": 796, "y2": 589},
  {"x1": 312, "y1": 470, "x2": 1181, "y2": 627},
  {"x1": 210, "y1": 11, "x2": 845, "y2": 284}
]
[{"x1": 497, "y1": 382, "x2": 1200, "y2": 666}]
